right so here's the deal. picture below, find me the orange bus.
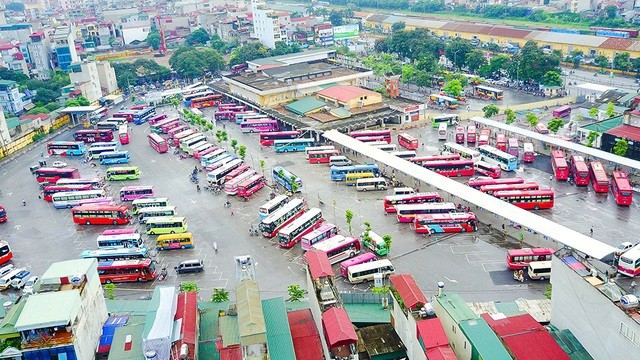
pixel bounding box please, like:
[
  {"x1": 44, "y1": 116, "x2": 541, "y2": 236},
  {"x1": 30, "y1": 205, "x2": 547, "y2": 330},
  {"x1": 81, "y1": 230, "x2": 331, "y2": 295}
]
[
  {"x1": 97, "y1": 259, "x2": 157, "y2": 284},
  {"x1": 397, "y1": 133, "x2": 419, "y2": 150}
]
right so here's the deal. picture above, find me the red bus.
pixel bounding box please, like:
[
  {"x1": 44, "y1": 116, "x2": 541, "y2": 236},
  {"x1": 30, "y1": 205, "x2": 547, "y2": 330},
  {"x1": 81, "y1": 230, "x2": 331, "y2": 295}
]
[
  {"x1": 0, "y1": 241, "x2": 12, "y2": 265},
  {"x1": 422, "y1": 159, "x2": 475, "y2": 177},
  {"x1": 225, "y1": 165, "x2": 251, "y2": 182},
  {"x1": 414, "y1": 212, "x2": 478, "y2": 234},
  {"x1": 232, "y1": 63, "x2": 248, "y2": 73},
  {"x1": 259, "y1": 198, "x2": 305, "y2": 238},
  {"x1": 167, "y1": 125, "x2": 189, "y2": 140},
  {"x1": 42, "y1": 184, "x2": 93, "y2": 202},
  {"x1": 71, "y1": 204, "x2": 132, "y2": 225},
  {"x1": 493, "y1": 189, "x2": 554, "y2": 210},
  {"x1": 237, "y1": 174, "x2": 266, "y2": 198},
  {"x1": 506, "y1": 248, "x2": 554, "y2": 270},
  {"x1": 611, "y1": 170, "x2": 633, "y2": 206},
  {"x1": 259, "y1": 131, "x2": 301, "y2": 146},
  {"x1": 278, "y1": 208, "x2": 323, "y2": 248},
  {"x1": 383, "y1": 193, "x2": 443, "y2": 213},
  {"x1": 589, "y1": 161, "x2": 609, "y2": 193},
  {"x1": 398, "y1": 133, "x2": 419, "y2": 150},
  {"x1": 74, "y1": 129, "x2": 114, "y2": 143},
  {"x1": 480, "y1": 182, "x2": 539, "y2": 195},
  {"x1": 551, "y1": 150, "x2": 569, "y2": 180},
  {"x1": 191, "y1": 94, "x2": 222, "y2": 108},
  {"x1": 130, "y1": 104, "x2": 149, "y2": 110},
  {"x1": 219, "y1": 105, "x2": 246, "y2": 112},
  {"x1": 552, "y1": 105, "x2": 571, "y2": 118},
  {"x1": 35, "y1": 168, "x2": 81, "y2": 184},
  {"x1": 0, "y1": 206, "x2": 7, "y2": 223},
  {"x1": 570, "y1": 155, "x2": 590, "y2": 186},
  {"x1": 466, "y1": 125, "x2": 477, "y2": 144},
  {"x1": 354, "y1": 136, "x2": 386, "y2": 143},
  {"x1": 215, "y1": 110, "x2": 235, "y2": 120},
  {"x1": 478, "y1": 128, "x2": 491, "y2": 146},
  {"x1": 308, "y1": 149, "x2": 340, "y2": 164},
  {"x1": 410, "y1": 154, "x2": 460, "y2": 165},
  {"x1": 495, "y1": 133, "x2": 507, "y2": 151},
  {"x1": 523, "y1": 143, "x2": 535, "y2": 163},
  {"x1": 97, "y1": 259, "x2": 156, "y2": 284},
  {"x1": 172, "y1": 129, "x2": 198, "y2": 147},
  {"x1": 455, "y1": 127, "x2": 465, "y2": 144},
  {"x1": 348, "y1": 130, "x2": 392, "y2": 144},
  {"x1": 467, "y1": 177, "x2": 524, "y2": 189},
  {"x1": 148, "y1": 114, "x2": 168, "y2": 125},
  {"x1": 147, "y1": 133, "x2": 168, "y2": 153},
  {"x1": 112, "y1": 111, "x2": 135, "y2": 122},
  {"x1": 474, "y1": 161, "x2": 502, "y2": 179},
  {"x1": 118, "y1": 124, "x2": 129, "y2": 145}
]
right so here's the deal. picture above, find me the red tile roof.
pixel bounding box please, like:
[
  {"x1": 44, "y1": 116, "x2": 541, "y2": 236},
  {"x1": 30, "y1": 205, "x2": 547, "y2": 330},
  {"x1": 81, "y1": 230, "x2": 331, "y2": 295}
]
[
  {"x1": 605, "y1": 124, "x2": 640, "y2": 142},
  {"x1": 287, "y1": 309, "x2": 324, "y2": 360},
  {"x1": 600, "y1": 37, "x2": 635, "y2": 51},
  {"x1": 487, "y1": 26, "x2": 531, "y2": 38},
  {"x1": 20, "y1": 114, "x2": 49, "y2": 121},
  {"x1": 390, "y1": 274, "x2": 427, "y2": 310},
  {"x1": 304, "y1": 249, "x2": 334, "y2": 280},
  {"x1": 316, "y1": 85, "x2": 378, "y2": 103},
  {"x1": 29, "y1": 31, "x2": 45, "y2": 38},
  {"x1": 291, "y1": 17, "x2": 311, "y2": 22},
  {"x1": 321, "y1": 307, "x2": 357, "y2": 347}
]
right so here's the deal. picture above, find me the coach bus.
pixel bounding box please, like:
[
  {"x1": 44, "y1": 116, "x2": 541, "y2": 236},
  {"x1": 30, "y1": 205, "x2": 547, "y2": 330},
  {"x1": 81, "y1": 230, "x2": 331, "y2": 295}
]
[
  {"x1": 422, "y1": 159, "x2": 475, "y2": 177},
  {"x1": 52, "y1": 190, "x2": 105, "y2": 209},
  {"x1": 138, "y1": 206, "x2": 177, "y2": 224},
  {"x1": 112, "y1": 111, "x2": 135, "y2": 122},
  {"x1": 132, "y1": 107, "x2": 156, "y2": 125},
  {"x1": 349, "y1": 129, "x2": 392, "y2": 144},
  {"x1": 106, "y1": 166, "x2": 140, "y2": 181},
  {"x1": 273, "y1": 166, "x2": 303, "y2": 193},
  {"x1": 96, "y1": 120, "x2": 121, "y2": 131},
  {"x1": 369, "y1": 143, "x2": 397, "y2": 152},
  {"x1": 478, "y1": 145, "x2": 518, "y2": 171},
  {"x1": 131, "y1": 198, "x2": 170, "y2": 215},
  {"x1": 156, "y1": 233, "x2": 194, "y2": 251},
  {"x1": 507, "y1": 138, "x2": 519, "y2": 158},
  {"x1": 119, "y1": 185, "x2": 155, "y2": 201},
  {"x1": 274, "y1": 138, "x2": 314, "y2": 153},
  {"x1": 74, "y1": 129, "x2": 114, "y2": 143},
  {"x1": 194, "y1": 145, "x2": 219, "y2": 160},
  {"x1": 362, "y1": 230, "x2": 387, "y2": 256},
  {"x1": 224, "y1": 170, "x2": 257, "y2": 195},
  {"x1": 589, "y1": 161, "x2": 610, "y2": 193},
  {"x1": 240, "y1": 119, "x2": 279, "y2": 133},
  {"x1": 431, "y1": 114, "x2": 459, "y2": 127},
  {"x1": 259, "y1": 195, "x2": 289, "y2": 220},
  {"x1": 99, "y1": 151, "x2": 130, "y2": 165},
  {"x1": 474, "y1": 85, "x2": 504, "y2": 100},
  {"x1": 145, "y1": 216, "x2": 188, "y2": 235},
  {"x1": 506, "y1": 247, "x2": 554, "y2": 270},
  {"x1": 474, "y1": 160, "x2": 502, "y2": 179},
  {"x1": 411, "y1": 154, "x2": 460, "y2": 165},
  {"x1": 550, "y1": 150, "x2": 569, "y2": 180},
  {"x1": 147, "y1": 133, "x2": 168, "y2": 153},
  {"x1": 383, "y1": 193, "x2": 442, "y2": 213},
  {"x1": 570, "y1": 155, "x2": 590, "y2": 186},
  {"x1": 443, "y1": 142, "x2": 480, "y2": 162},
  {"x1": 167, "y1": 125, "x2": 188, "y2": 140},
  {"x1": 396, "y1": 203, "x2": 456, "y2": 223},
  {"x1": 308, "y1": 149, "x2": 340, "y2": 164},
  {"x1": 259, "y1": 198, "x2": 305, "y2": 238},
  {"x1": 611, "y1": 170, "x2": 633, "y2": 206},
  {"x1": 237, "y1": 174, "x2": 266, "y2": 198},
  {"x1": 118, "y1": 124, "x2": 129, "y2": 145},
  {"x1": 150, "y1": 117, "x2": 179, "y2": 133},
  {"x1": 312, "y1": 235, "x2": 361, "y2": 264},
  {"x1": 191, "y1": 94, "x2": 222, "y2": 108},
  {"x1": 300, "y1": 223, "x2": 339, "y2": 251},
  {"x1": 467, "y1": 177, "x2": 524, "y2": 189},
  {"x1": 148, "y1": 114, "x2": 168, "y2": 125},
  {"x1": 96, "y1": 233, "x2": 143, "y2": 249},
  {"x1": 340, "y1": 253, "x2": 377, "y2": 277},
  {"x1": 414, "y1": 212, "x2": 478, "y2": 234},
  {"x1": 56, "y1": 178, "x2": 102, "y2": 189},
  {"x1": 398, "y1": 133, "x2": 419, "y2": 150},
  {"x1": 71, "y1": 204, "x2": 132, "y2": 225},
  {"x1": 330, "y1": 164, "x2": 379, "y2": 181},
  {"x1": 493, "y1": 189, "x2": 555, "y2": 210},
  {"x1": 466, "y1": 125, "x2": 477, "y2": 144},
  {"x1": 480, "y1": 182, "x2": 540, "y2": 195},
  {"x1": 277, "y1": 208, "x2": 323, "y2": 248},
  {"x1": 494, "y1": 133, "x2": 507, "y2": 152},
  {"x1": 523, "y1": 143, "x2": 535, "y2": 163},
  {"x1": 347, "y1": 259, "x2": 395, "y2": 284},
  {"x1": 259, "y1": 131, "x2": 301, "y2": 146},
  {"x1": 35, "y1": 168, "x2": 81, "y2": 184},
  {"x1": 97, "y1": 259, "x2": 156, "y2": 284},
  {"x1": 618, "y1": 244, "x2": 640, "y2": 277},
  {"x1": 46, "y1": 141, "x2": 87, "y2": 156},
  {"x1": 82, "y1": 247, "x2": 148, "y2": 261},
  {"x1": 478, "y1": 128, "x2": 490, "y2": 146},
  {"x1": 43, "y1": 184, "x2": 93, "y2": 202},
  {"x1": 552, "y1": 105, "x2": 572, "y2": 118},
  {"x1": 207, "y1": 159, "x2": 243, "y2": 185}
]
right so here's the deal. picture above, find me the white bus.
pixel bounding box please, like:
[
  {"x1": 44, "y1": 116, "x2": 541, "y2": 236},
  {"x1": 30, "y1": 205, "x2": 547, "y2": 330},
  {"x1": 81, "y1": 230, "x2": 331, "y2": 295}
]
[
  {"x1": 131, "y1": 198, "x2": 170, "y2": 215},
  {"x1": 370, "y1": 143, "x2": 398, "y2": 152},
  {"x1": 52, "y1": 190, "x2": 105, "y2": 209},
  {"x1": 355, "y1": 177, "x2": 387, "y2": 191},
  {"x1": 88, "y1": 146, "x2": 119, "y2": 159},
  {"x1": 347, "y1": 259, "x2": 395, "y2": 284},
  {"x1": 312, "y1": 235, "x2": 361, "y2": 264},
  {"x1": 96, "y1": 233, "x2": 143, "y2": 249},
  {"x1": 304, "y1": 145, "x2": 335, "y2": 155},
  {"x1": 96, "y1": 120, "x2": 120, "y2": 131},
  {"x1": 138, "y1": 206, "x2": 177, "y2": 224},
  {"x1": 438, "y1": 123, "x2": 448, "y2": 141},
  {"x1": 527, "y1": 260, "x2": 551, "y2": 280},
  {"x1": 442, "y1": 142, "x2": 480, "y2": 162},
  {"x1": 477, "y1": 145, "x2": 518, "y2": 172},
  {"x1": 207, "y1": 159, "x2": 243, "y2": 184},
  {"x1": 618, "y1": 244, "x2": 640, "y2": 277},
  {"x1": 258, "y1": 195, "x2": 289, "y2": 220}
]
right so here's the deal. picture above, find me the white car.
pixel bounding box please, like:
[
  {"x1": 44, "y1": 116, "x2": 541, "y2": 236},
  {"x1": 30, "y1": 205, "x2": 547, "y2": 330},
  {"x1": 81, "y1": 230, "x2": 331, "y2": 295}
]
[
  {"x1": 52, "y1": 161, "x2": 67, "y2": 168},
  {"x1": 22, "y1": 276, "x2": 40, "y2": 295}
]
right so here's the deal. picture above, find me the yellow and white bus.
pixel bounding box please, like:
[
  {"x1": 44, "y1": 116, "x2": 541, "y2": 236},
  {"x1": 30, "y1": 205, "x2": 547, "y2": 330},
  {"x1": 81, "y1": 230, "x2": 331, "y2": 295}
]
[{"x1": 156, "y1": 232, "x2": 194, "y2": 250}]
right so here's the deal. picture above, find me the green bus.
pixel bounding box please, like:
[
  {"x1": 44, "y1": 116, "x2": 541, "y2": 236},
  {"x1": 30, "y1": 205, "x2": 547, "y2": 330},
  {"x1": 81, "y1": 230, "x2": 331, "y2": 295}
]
[
  {"x1": 362, "y1": 230, "x2": 388, "y2": 256},
  {"x1": 106, "y1": 166, "x2": 140, "y2": 181},
  {"x1": 131, "y1": 197, "x2": 170, "y2": 215},
  {"x1": 145, "y1": 216, "x2": 188, "y2": 235}
]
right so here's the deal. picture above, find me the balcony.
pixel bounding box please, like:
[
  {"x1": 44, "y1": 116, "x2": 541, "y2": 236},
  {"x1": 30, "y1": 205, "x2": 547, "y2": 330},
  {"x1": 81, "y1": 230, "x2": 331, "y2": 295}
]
[{"x1": 21, "y1": 328, "x2": 73, "y2": 350}]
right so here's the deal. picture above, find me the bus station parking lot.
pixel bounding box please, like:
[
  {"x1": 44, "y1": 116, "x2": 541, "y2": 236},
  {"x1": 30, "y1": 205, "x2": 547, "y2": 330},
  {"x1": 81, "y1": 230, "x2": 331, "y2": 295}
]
[{"x1": 1, "y1": 100, "x2": 638, "y2": 301}]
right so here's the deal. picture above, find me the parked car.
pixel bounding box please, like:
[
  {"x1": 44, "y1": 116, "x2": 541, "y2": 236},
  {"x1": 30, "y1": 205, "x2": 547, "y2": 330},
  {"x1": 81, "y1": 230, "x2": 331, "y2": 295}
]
[
  {"x1": 52, "y1": 161, "x2": 67, "y2": 168},
  {"x1": 22, "y1": 276, "x2": 40, "y2": 295},
  {"x1": 175, "y1": 259, "x2": 204, "y2": 274}
]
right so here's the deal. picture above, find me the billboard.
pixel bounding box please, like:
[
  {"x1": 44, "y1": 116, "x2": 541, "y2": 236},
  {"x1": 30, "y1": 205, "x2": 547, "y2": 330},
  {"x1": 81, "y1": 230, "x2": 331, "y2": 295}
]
[{"x1": 333, "y1": 24, "x2": 359, "y2": 40}]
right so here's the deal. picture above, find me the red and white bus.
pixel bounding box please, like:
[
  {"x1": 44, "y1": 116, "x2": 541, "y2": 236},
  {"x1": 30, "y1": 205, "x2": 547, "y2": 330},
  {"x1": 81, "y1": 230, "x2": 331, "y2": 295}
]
[
  {"x1": 97, "y1": 259, "x2": 157, "y2": 284},
  {"x1": 466, "y1": 125, "x2": 477, "y2": 145},
  {"x1": 231, "y1": 63, "x2": 248, "y2": 73},
  {"x1": 112, "y1": 111, "x2": 135, "y2": 122},
  {"x1": 480, "y1": 182, "x2": 539, "y2": 195},
  {"x1": 422, "y1": 159, "x2": 475, "y2": 177},
  {"x1": 495, "y1": 133, "x2": 507, "y2": 152},
  {"x1": 478, "y1": 128, "x2": 491, "y2": 146},
  {"x1": 523, "y1": 143, "x2": 535, "y2": 163},
  {"x1": 74, "y1": 129, "x2": 114, "y2": 143},
  {"x1": 237, "y1": 174, "x2": 266, "y2": 198},
  {"x1": 551, "y1": 150, "x2": 569, "y2": 180},
  {"x1": 474, "y1": 161, "x2": 502, "y2": 179},
  {"x1": 356, "y1": 136, "x2": 387, "y2": 143},
  {"x1": 396, "y1": 203, "x2": 456, "y2": 223},
  {"x1": 570, "y1": 155, "x2": 590, "y2": 186},
  {"x1": 147, "y1": 133, "x2": 168, "y2": 153},
  {"x1": 224, "y1": 170, "x2": 257, "y2": 195},
  {"x1": 225, "y1": 165, "x2": 251, "y2": 182},
  {"x1": 259, "y1": 131, "x2": 301, "y2": 146},
  {"x1": 467, "y1": 177, "x2": 524, "y2": 189},
  {"x1": 611, "y1": 170, "x2": 633, "y2": 206},
  {"x1": 167, "y1": 125, "x2": 189, "y2": 139},
  {"x1": 57, "y1": 178, "x2": 102, "y2": 189},
  {"x1": 414, "y1": 212, "x2": 478, "y2": 234},
  {"x1": 552, "y1": 105, "x2": 572, "y2": 118},
  {"x1": 194, "y1": 145, "x2": 220, "y2": 160},
  {"x1": 130, "y1": 104, "x2": 149, "y2": 110},
  {"x1": 172, "y1": 129, "x2": 198, "y2": 147},
  {"x1": 349, "y1": 130, "x2": 392, "y2": 144},
  {"x1": 35, "y1": 168, "x2": 81, "y2": 184},
  {"x1": 120, "y1": 185, "x2": 155, "y2": 201},
  {"x1": 507, "y1": 138, "x2": 519, "y2": 158},
  {"x1": 618, "y1": 245, "x2": 640, "y2": 277},
  {"x1": 507, "y1": 248, "x2": 554, "y2": 270},
  {"x1": 160, "y1": 119, "x2": 182, "y2": 134},
  {"x1": 493, "y1": 189, "x2": 555, "y2": 210},
  {"x1": 312, "y1": 235, "x2": 361, "y2": 264},
  {"x1": 383, "y1": 192, "x2": 442, "y2": 213},
  {"x1": 0, "y1": 241, "x2": 13, "y2": 265},
  {"x1": 148, "y1": 114, "x2": 168, "y2": 125},
  {"x1": 214, "y1": 110, "x2": 236, "y2": 120},
  {"x1": 278, "y1": 208, "x2": 323, "y2": 248},
  {"x1": 398, "y1": 133, "x2": 419, "y2": 150},
  {"x1": 339, "y1": 252, "x2": 377, "y2": 277},
  {"x1": 0, "y1": 206, "x2": 6, "y2": 223},
  {"x1": 42, "y1": 184, "x2": 93, "y2": 202},
  {"x1": 301, "y1": 223, "x2": 339, "y2": 251},
  {"x1": 118, "y1": 124, "x2": 129, "y2": 145},
  {"x1": 410, "y1": 154, "x2": 460, "y2": 165},
  {"x1": 308, "y1": 149, "x2": 340, "y2": 164},
  {"x1": 455, "y1": 127, "x2": 465, "y2": 144},
  {"x1": 191, "y1": 94, "x2": 222, "y2": 108},
  {"x1": 259, "y1": 198, "x2": 305, "y2": 238},
  {"x1": 72, "y1": 204, "x2": 132, "y2": 225},
  {"x1": 589, "y1": 161, "x2": 609, "y2": 193}
]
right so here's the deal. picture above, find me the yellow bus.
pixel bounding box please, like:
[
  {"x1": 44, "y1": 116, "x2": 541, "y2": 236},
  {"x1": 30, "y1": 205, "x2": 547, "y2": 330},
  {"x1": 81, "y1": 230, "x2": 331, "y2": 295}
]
[
  {"x1": 156, "y1": 232, "x2": 194, "y2": 250},
  {"x1": 345, "y1": 172, "x2": 374, "y2": 186}
]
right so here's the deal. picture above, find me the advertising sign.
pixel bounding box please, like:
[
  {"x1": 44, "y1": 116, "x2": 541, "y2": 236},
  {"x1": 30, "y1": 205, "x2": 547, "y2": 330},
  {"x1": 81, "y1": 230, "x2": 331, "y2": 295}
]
[{"x1": 333, "y1": 24, "x2": 359, "y2": 40}]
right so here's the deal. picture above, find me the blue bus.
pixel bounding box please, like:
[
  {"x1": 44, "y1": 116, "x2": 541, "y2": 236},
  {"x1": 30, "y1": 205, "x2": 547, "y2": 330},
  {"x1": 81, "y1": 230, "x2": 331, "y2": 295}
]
[
  {"x1": 330, "y1": 164, "x2": 380, "y2": 181},
  {"x1": 273, "y1": 166, "x2": 303, "y2": 193},
  {"x1": 234, "y1": 112, "x2": 259, "y2": 123},
  {"x1": 133, "y1": 106, "x2": 156, "y2": 125},
  {"x1": 46, "y1": 141, "x2": 87, "y2": 156},
  {"x1": 99, "y1": 151, "x2": 131, "y2": 165},
  {"x1": 235, "y1": 114, "x2": 268, "y2": 125},
  {"x1": 201, "y1": 152, "x2": 233, "y2": 166},
  {"x1": 274, "y1": 138, "x2": 314, "y2": 153},
  {"x1": 81, "y1": 247, "x2": 148, "y2": 261}
]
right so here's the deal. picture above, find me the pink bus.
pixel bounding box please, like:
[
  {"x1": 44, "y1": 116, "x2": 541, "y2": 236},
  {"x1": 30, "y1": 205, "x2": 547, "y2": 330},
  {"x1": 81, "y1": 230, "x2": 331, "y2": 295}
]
[
  {"x1": 119, "y1": 185, "x2": 155, "y2": 201},
  {"x1": 193, "y1": 146, "x2": 219, "y2": 160},
  {"x1": 224, "y1": 170, "x2": 257, "y2": 195},
  {"x1": 340, "y1": 252, "x2": 378, "y2": 277},
  {"x1": 240, "y1": 119, "x2": 279, "y2": 133},
  {"x1": 160, "y1": 119, "x2": 181, "y2": 133},
  {"x1": 523, "y1": 143, "x2": 535, "y2": 163},
  {"x1": 148, "y1": 114, "x2": 168, "y2": 125},
  {"x1": 172, "y1": 129, "x2": 198, "y2": 146},
  {"x1": 300, "y1": 223, "x2": 339, "y2": 251},
  {"x1": 214, "y1": 111, "x2": 235, "y2": 120},
  {"x1": 102, "y1": 228, "x2": 139, "y2": 236},
  {"x1": 78, "y1": 197, "x2": 115, "y2": 206},
  {"x1": 167, "y1": 125, "x2": 189, "y2": 139}
]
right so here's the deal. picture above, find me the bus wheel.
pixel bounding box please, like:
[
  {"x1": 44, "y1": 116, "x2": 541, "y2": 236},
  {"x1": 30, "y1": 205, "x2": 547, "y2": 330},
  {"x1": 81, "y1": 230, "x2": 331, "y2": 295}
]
[
  {"x1": 86, "y1": 220, "x2": 91, "y2": 225},
  {"x1": 105, "y1": 279, "x2": 112, "y2": 284},
  {"x1": 539, "y1": 276, "x2": 545, "y2": 281},
  {"x1": 534, "y1": 205, "x2": 540, "y2": 210},
  {"x1": 67, "y1": 204, "x2": 72, "y2": 209},
  {"x1": 137, "y1": 277, "x2": 143, "y2": 282},
  {"x1": 349, "y1": 251, "x2": 355, "y2": 258},
  {"x1": 181, "y1": 245, "x2": 185, "y2": 249},
  {"x1": 112, "y1": 220, "x2": 117, "y2": 225},
  {"x1": 170, "y1": 231, "x2": 175, "y2": 234}
]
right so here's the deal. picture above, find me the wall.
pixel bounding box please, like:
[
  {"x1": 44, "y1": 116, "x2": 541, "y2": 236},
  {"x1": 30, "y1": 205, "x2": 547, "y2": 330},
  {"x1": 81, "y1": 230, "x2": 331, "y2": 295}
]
[
  {"x1": 390, "y1": 295, "x2": 427, "y2": 360},
  {"x1": 122, "y1": 25, "x2": 151, "y2": 45},
  {"x1": 0, "y1": 113, "x2": 70, "y2": 159},
  {"x1": 434, "y1": 298, "x2": 472, "y2": 360},
  {"x1": 73, "y1": 262, "x2": 109, "y2": 360}
]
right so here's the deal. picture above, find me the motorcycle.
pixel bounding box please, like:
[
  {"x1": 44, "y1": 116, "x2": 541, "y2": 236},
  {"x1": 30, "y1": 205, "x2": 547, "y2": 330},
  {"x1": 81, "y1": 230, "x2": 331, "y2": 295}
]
[{"x1": 158, "y1": 267, "x2": 168, "y2": 281}]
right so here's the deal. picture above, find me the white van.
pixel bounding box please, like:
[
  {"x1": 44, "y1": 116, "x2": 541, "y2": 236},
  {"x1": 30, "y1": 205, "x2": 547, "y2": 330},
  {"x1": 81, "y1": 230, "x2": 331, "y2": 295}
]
[
  {"x1": 393, "y1": 187, "x2": 415, "y2": 196},
  {"x1": 0, "y1": 268, "x2": 26, "y2": 290},
  {"x1": 0, "y1": 264, "x2": 14, "y2": 278},
  {"x1": 22, "y1": 276, "x2": 40, "y2": 295},
  {"x1": 356, "y1": 177, "x2": 387, "y2": 191},
  {"x1": 527, "y1": 261, "x2": 551, "y2": 280},
  {"x1": 438, "y1": 123, "x2": 448, "y2": 141},
  {"x1": 329, "y1": 156, "x2": 352, "y2": 167},
  {"x1": 11, "y1": 270, "x2": 31, "y2": 289}
]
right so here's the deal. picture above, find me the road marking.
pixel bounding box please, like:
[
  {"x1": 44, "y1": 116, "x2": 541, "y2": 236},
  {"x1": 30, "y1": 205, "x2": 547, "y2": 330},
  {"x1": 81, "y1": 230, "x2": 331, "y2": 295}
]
[
  {"x1": 13, "y1": 225, "x2": 21, "y2": 230},
  {"x1": 190, "y1": 199, "x2": 196, "y2": 204},
  {"x1": 443, "y1": 275, "x2": 458, "y2": 283}
]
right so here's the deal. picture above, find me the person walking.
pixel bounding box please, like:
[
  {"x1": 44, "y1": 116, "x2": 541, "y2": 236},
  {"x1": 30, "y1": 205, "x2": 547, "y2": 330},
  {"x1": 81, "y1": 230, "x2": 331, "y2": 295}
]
[
  {"x1": 213, "y1": 241, "x2": 218, "y2": 253},
  {"x1": 22, "y1": 199, "x2": 26, "y2": 206},
  {"x1": 589, "y1": 227, "x2": 594, "y2": 236}
]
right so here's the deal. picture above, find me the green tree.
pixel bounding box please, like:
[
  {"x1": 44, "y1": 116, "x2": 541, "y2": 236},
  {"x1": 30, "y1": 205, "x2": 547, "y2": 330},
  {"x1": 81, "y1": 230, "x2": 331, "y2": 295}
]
[
  {"x1": 526, "y1": 113, "x2": 539, "y2": 127},
  {"x1": 631, "y1": 58, "x2": 640, "y2": 74},
  {"x1": 509, "y1": 41, "x2": 560, "y2": 84},
  {"x1": 569, "y1": 50, "x2": 583, "y2": 68},
  {"x1": 445, "y1": 38, "x2": 473, "y2": 70},
  {"x1": 146, "y1": 31, "x2": 161, "y2": 51},
  {"x1": 594, "y1": 55, "x2": 609, "y2": 70},
  {"x1": 0, "y1": 67, "x2": 29, "y2": 83},
  {"x1": 613, "y1": 52, "x2": 631, "y2": 72},
  {"x1": 606, "y1": 101, "x2": 616, "y2": 117},
  {"x1": 180, "y1": 282, "x2": 198, "y2": 292},
  {"x1": 259, "y1": 159, "x2": 266, "y2": 174},
  {"x1": 391, "y1": 21, "x2": 406, "y2": 32},
  {"x1": 103, "y1": 283, "x2": 116, "y2": 300},
  {"x1": 230, "y1": 139, "x2": 238, "y2": 153},
  {"x1": 363, "y1": 221, "x2": 372, "y2": 232},
  {"x1": 287, "y1": 284, "x2": 306, "y2": 302},
  {"x1": 547, "y1": 117, "x2": 565, "y2": 133},
  {"x1": 604, "y1": 5, "x2": 618, "y2": 19},
  {"x1": 345, "y1": 209, "x2": 354, "y2": 235},
  {"x1": 482, "y1": 104, "x2": 499, "y2": 118},
  {"x1": 329, "y1": 10, "x2": 344, "y2": 26},
  {"x1": 170, "y1": 97, "x2": 179, "y2": 108},
  {"x1": 541, "y1": 70, "x2": 563, "y2": 87},
  {"x1": 186, "y1": 28, "x2": 211, "y2": 46},
  {"x1": 613, "y1": 139, "x2": 628, "y2": 157},
  {"x1": 504, "y1": 108, "x2": 516, "y2": 125},
  {"x1": 586, "y1": 131, "x2": 599, "y2": 147},
  {"x1": 589, "y1": 107, "x2": 599, "y2": 118},
  {"x1": 371, "y1": 285, "x2": 390, "y2": 295},
  {"x1": 382, "y1": 234, "x2": 392, "y2": 254},
  {"x1": 229, "y1": 42, "x2": 269, "y2": 66},
  {"x1": 415, "y1": 54, "x2": 438, "y2": 73},
  {"x1": 27, "y1": 106, "x2": 49, "y2": 115},
  {"x1": 544, "y1": 284, "x2": 552, "y2": 299},
  {"x1": 169, "y1": 46, "x2": 225, "y2": 78},
  {"x1": 211, "y1": 288, "x2": 230, "y2": 302},
  {"x1": 464, "y1": 50, "x2": 487, "y2": 72},
  {"x1": 442, "y1": 79, "x2": 463, "y2": 97},
  {"x1": 45, "y1": 102, "x2": 61, "y2": 112},
  {"x1": 238, "y1": 145, "x2": 247, "y2": 160}
]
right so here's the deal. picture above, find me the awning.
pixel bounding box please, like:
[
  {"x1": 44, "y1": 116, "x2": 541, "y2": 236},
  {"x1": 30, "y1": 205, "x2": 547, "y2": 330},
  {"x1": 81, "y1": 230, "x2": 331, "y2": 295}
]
[
  {"x1": 321, "y1": 307, "x2": 357, "y2": 347},
  {"x1": 304, "y1": 250, "x2": 333, "y2": 280}
]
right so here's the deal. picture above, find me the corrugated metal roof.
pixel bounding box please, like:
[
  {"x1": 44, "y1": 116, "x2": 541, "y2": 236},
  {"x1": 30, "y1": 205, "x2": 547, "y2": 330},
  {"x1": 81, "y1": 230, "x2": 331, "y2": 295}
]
[
  {"x1": 366, "y1": 14, "x2": 389, "y2": 23},
  {"x1": 262, "y1": 297, "x2": 296, "y2": 360},
  {"x1": 458, "y1": 318, "x2": 512, "y2": 360},
  {"x1": 329, "y1": 106, "x2": 352, "y2": 119},
  {"x1": 481, "y1": 313, "x2": 542, "y2": 336},
  {"x1": 626, "y1": 41, "x2": 640, "y2": 52},
  {"x1": 106, "y1": 300, "x2": 152, "y2": 316},
  {"x1": 425, "y1": 346, "x2": 457, "y2": 360},
  {"x1": 605, "y1": 124, "x2": 640, "y2": 142},
  {"x1": 343, "y1": 302, "x2": 390, "y2": 324},
  {"x1": 220, "y1": 315, "x2": 241, "y2": 347},
  {"x1": 236, "y1": 279, "x2": 266, "y2": 345},
  {"x1": 532, "y1": 32, "x2": 606, "y2": 47},
  {"x1": 381, "y1": 15, "x2": 402, "y2": 24},
  {"x1": 198, "y1": 301, "x2": 232, "y2": 360},
  {"x1": 547, "y1": 324, "x2": 594, "y2": 360},
  {"x1": 503, "y1": 331, "x2": 571, "y2": 360},
  {"x1": 434, "y1": 292, "x2": 477, "y2": 324},
  {"x1": 416, "y1": 318, "x2": 449, "y2": 349},
  {"x1": 107, "y1": 324, "x2": 145, "y2": 360},
  {"x1": 390, "y1": 274, "x2": 427, "y2": 310},
  {"x1": 321, "y1": 307, "x2": 357, "y2": 347},
  {"x1": 0, "y1": 301, "x2": 25, "y2": 336},
  {"x1": 287, "y1": 309, "x2": 324, "y2": 360},
  {"x1": 487, "y1": 26, "x2": 531, "y2": 39},
  {"x1": 15, "y1": 290, "x2": 82, "y2": 331},
  {"x1": 403, "y1": 17, "x2": 447, "y2": 29},
  {"x1": 40, "y1": 258, "x2": 96, "y2": 284},
  {"x1": 285, "y1": 97, "x2": 326, "y2": 116}
]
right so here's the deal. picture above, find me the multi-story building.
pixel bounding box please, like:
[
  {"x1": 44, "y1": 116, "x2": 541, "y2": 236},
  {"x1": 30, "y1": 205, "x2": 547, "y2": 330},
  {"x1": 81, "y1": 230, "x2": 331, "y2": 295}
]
[
  {"x1": 0, "y1": 105, "x2": 10, "y2": 147},
  {"x1": 27, "y1": 30, "x2": 52, "y2": 80},
  {"x1": 0, "y1": 23, "x2": 33, "y2": 43},
  {"x1": 51, "y1": 25, "x2": 79, "y2": 71},
  {"x1": 250, "y1": 0, "x2": 282, "y2": 49},
  {"x1": 0, "y1": 42, "x2": 29, "y2": 76},
  {"x1": 0, "y1": 80, "x2": 26, "y2": 115},
  {"x1": 121, "y1": 21, "x2": 151, "y2": 45},
  {"x1": 95, "y1": 61, "x2": 118, "y2": 95},
  {"x1": 314, "y1": 23, "x2": 333, "y2": 47},
  {"x1": 13, "y1": 258, "x2": 108, "y2": 360},
  {"x1": 68, "y1": 61, "x2": 102, "y2": 103}
]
